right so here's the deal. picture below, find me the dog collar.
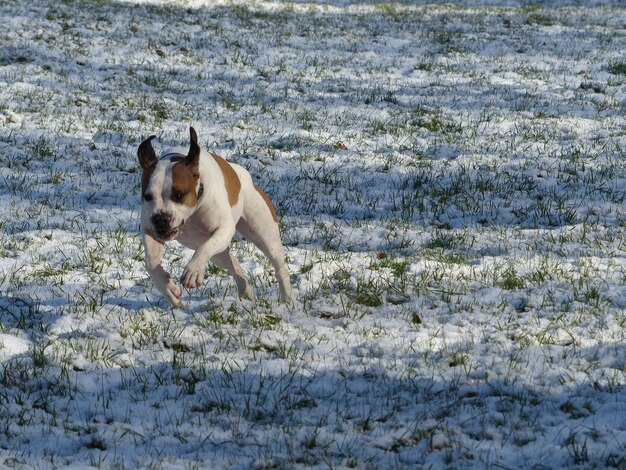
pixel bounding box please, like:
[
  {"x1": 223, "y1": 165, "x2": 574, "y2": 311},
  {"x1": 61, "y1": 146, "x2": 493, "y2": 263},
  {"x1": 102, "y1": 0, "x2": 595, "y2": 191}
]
[
  {"x1": 160, "y1": 152, "x2": 204, "y2": 203},
  {"x1": 160, "y1": 152, "x2": 186, "y2": 161}
]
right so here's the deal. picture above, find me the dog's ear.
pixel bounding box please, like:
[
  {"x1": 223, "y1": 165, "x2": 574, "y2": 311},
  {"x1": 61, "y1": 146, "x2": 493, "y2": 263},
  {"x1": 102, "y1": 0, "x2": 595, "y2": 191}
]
[
  {"x1": 138, "y1": 135, "x2": 157, "y2": 170},
  {"x1": 186, "y1": 127, "x2": 200, "y2": 177}
]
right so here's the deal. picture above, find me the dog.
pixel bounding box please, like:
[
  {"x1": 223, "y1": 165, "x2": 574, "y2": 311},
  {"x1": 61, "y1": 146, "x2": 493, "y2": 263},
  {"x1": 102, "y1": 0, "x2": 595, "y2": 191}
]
[{"x1": 137, "y1": 127, "x2": 293, "y2": 307}]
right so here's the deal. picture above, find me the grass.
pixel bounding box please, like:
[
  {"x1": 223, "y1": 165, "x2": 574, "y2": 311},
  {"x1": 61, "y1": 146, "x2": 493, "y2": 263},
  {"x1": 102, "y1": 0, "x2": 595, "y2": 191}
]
[
  {"x1": 0, "y1": 0, "x2": 624, "y2": 468},
  {"x1": 608, "y1": 60, "x2": 626, "y2": 76}
]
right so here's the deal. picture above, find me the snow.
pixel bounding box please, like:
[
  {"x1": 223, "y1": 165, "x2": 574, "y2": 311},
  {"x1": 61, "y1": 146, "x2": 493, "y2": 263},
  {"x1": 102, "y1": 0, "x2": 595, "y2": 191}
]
[
  {"x1": 0, "y1": 0, "x2": 625, "y2": 468},
  {"x1": 0, "y1": 333, "x2": 31, "y2": 362}
]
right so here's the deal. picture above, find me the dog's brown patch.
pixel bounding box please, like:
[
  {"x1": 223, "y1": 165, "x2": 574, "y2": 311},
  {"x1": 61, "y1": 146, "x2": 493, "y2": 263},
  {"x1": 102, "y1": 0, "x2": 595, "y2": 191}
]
[
  {"x1": 211, "y1": 153, "x2": 240, "y2": 206},
  {"x1": 171, "y1": 161, "x2": 199, "y2": 207},
  {"x1": 255, "y1": 186, "x2": 278, "y2": 223}
]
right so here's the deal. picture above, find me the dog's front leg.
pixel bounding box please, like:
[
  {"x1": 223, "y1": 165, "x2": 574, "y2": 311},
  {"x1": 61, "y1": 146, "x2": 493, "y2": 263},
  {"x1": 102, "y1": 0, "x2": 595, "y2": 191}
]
[
  {"x1": 181, "y1": 224, "x2": 235, "y2": 289},
  {"x1": 143, "y1": 230, "x2": 183, "y2": 307}
]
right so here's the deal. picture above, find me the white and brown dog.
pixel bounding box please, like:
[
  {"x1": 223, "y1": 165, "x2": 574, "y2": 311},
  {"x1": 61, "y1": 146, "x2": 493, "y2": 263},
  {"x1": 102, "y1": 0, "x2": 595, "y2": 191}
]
[{"x1": 137, "y1": 127, "x2": 293, "y2": 307}]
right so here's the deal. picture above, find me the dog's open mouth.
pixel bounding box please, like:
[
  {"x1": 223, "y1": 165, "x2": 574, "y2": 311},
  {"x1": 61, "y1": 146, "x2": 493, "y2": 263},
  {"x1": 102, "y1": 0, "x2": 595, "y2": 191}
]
[{"x1": 157, "y1": 224, "x2": 183, "y2": 241}]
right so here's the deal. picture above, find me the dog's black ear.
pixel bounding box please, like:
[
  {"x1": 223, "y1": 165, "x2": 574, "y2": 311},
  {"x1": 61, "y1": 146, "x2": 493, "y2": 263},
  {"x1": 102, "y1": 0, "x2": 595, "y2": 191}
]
[
  {"x1": 138, "y1": 135, "x2": 157, "y2": 170},
  {"x1": 186, "y1": 126, "x2": 200, "y2": 176}
]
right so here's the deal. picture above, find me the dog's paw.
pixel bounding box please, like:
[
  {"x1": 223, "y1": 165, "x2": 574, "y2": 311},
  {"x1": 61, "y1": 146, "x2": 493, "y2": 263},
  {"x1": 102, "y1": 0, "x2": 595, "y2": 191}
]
[
  {"x1": 164, "y1": 279, "x2": 183, "y2": 308},
  {"x1": 279, "y1": 285, "x2": 295, "y2": 303},
  {"x1": 157, "y1": 277, "x2": 183, "y2": 308},
  {"x1": 181, "y1": 261, "x2": 205, "y2": 289},
  {"x1": 240, "y1": 286, "x2": 255, "y2": 300},
  {"x1": 167, "y1": 281, "x2": 183, "y2": 308},
  {"x1": 154, "y1": 272, "x2": 183, "y2": 307}
]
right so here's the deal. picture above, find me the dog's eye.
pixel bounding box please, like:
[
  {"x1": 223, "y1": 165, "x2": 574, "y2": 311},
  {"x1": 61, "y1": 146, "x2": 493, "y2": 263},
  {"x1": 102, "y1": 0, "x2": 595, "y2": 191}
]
[
  {"x1": 143, "y1": 193, "x2": 153, "y2": 202},
  {"x1": 173, "y1": 191, "x2": 185, "y2": 203}
]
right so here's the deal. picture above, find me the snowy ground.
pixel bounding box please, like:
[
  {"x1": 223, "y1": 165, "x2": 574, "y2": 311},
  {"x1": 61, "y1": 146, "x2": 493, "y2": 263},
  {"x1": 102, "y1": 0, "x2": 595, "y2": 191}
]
[{"x1": 0, "y1": 0, "x2": 625, "y2": 468}]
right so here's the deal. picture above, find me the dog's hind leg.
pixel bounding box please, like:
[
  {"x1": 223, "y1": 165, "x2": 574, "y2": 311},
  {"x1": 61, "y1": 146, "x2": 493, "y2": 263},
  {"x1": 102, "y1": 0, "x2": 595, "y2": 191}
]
[
  {"x1": 236, "y1": 215, "x2": 293, "y2": 302},
  {"x1": 211, "y1": 249, "x2": 254, "y2": 299}
]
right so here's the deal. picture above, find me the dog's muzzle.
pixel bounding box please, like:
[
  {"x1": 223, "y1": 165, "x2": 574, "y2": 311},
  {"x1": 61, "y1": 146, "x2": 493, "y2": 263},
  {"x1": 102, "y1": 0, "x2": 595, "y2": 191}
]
[{"x1": 151, "y1": 211, "x2": 183, "y2": 241}]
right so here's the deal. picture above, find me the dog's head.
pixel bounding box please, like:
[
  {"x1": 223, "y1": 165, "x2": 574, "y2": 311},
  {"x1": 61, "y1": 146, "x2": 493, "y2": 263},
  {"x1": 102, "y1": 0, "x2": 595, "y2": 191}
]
[{"x1": 137, "y1": 127, "x2": 202, "y2": 241}]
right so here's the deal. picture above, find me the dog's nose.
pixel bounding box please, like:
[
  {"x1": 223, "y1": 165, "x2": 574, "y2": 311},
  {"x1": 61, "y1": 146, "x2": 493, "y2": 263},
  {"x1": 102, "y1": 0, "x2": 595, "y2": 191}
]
[{"x1": 151, "y1": 211, "x2": 172, "y2": 234}]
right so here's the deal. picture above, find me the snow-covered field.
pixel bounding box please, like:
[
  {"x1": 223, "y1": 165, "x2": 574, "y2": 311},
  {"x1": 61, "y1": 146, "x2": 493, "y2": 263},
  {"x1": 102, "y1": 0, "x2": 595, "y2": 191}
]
[{"x1": 0, "y1": 0, "x2": 625, "y2": 467}]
